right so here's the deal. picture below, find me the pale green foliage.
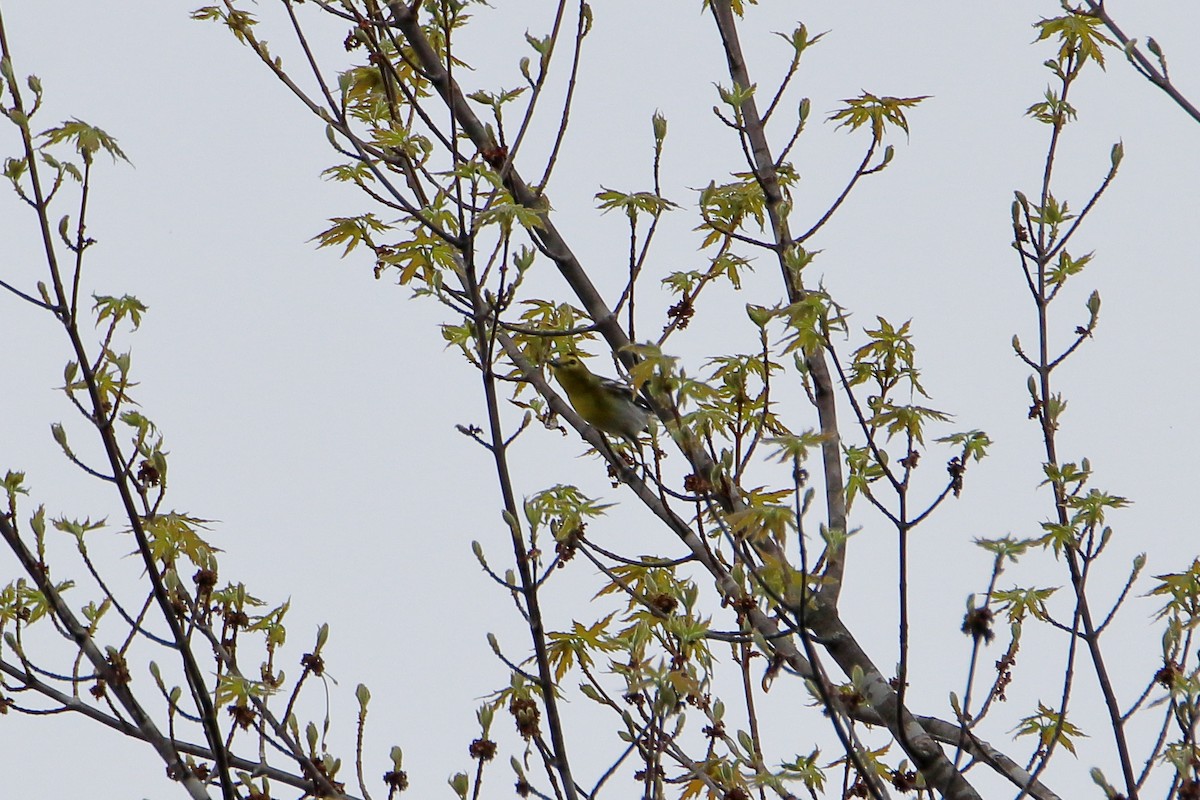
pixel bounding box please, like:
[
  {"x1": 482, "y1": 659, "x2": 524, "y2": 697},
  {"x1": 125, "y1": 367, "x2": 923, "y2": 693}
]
[
  {"x1": 1034, "y1": 13, "x2": 1115, "y2": 70},
  {"x1": 1149, "y1": 559, "x2": 1200, "y2": 622},
  {"x1": 7, "y1": 2, "x2": 1197, "y2": 799},
  {"x1": 0, "y1": 34, "x2": 346, "y2": 799},
  {"x1": 524, "y1": 484, "x2": 613, "y2": 543},
  {"x1": 828, "y1": 92, "x2": 928, "y2": 143},
  {"x1": 596, "y1": 187, "x2": 678, "y2": 221},
  {"x1": 40, "y1": 119, "x2": 130, "y2": 164},
  {"x1": 1013, "y1": 702, "x2": 1087, "y2": 756}
]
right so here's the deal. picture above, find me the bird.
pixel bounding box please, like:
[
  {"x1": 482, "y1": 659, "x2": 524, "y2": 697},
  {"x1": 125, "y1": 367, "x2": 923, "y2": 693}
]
[{"x1": 547, "y1": 355, "x2": 653, "y2": 445}]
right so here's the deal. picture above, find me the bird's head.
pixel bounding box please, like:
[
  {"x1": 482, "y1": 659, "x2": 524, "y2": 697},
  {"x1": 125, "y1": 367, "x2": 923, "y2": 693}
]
[{"x1": 548, "y1": 355, "x2": 585, "y2": 373}]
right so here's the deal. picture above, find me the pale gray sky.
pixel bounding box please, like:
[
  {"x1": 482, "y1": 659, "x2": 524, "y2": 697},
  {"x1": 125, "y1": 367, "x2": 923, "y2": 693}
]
[{"x1": 2, "y1": 2, "x2": 1199, "y2": 798}]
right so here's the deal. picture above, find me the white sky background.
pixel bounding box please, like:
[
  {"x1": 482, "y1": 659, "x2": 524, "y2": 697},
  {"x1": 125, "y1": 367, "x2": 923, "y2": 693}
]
[{"x1": 1, "y1": 1, "x2": 1199, "y2": 798}]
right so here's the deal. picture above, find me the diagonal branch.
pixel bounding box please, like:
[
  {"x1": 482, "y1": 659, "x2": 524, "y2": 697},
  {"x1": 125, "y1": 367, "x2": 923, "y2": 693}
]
[
  {"x1": 0, "y1": 513, "x2": 212, "y2": 800},
  {"x1": 1079, "y1": 0, "x2": 1200, "y2": 124},
  {"x1": 706, "y1": 0, "x2": 850, "y2": 605}
]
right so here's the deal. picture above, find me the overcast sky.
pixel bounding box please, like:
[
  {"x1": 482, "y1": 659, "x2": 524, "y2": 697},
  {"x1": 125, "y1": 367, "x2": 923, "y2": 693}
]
[{"x1": 2, "y1": 2, "x2": 1199, "y2": 798}]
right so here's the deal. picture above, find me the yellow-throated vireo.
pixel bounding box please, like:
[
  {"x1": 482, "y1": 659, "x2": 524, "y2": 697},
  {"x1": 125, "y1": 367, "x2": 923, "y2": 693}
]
[{"x1": 548, "y1": 355, "x2": 652, "y2": 444}]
